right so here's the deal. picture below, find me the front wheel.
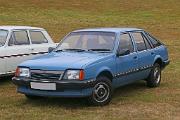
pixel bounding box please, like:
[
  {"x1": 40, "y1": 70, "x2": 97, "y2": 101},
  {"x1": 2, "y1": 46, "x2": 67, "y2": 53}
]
[
  {"x1": 146, "y1": 63, "x2": 161, "y2": 87},
  {"x1": 88, "y1": 76, "x2": 112, "y2": 106}
]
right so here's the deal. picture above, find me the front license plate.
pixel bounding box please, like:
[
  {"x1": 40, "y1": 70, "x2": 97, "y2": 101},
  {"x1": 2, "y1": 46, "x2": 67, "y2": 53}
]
[{"x1": 30, "y1": 82, "x2": 56, "y2": 90}]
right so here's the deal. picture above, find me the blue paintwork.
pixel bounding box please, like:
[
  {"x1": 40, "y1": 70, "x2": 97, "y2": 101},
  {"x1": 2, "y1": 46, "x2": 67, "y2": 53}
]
[
  {"x1": 18, "y1": 86, "x2": 93, "y2": 97},
  {"x1": 16, "y1": 28, "x2": 169, "y2": 97}
]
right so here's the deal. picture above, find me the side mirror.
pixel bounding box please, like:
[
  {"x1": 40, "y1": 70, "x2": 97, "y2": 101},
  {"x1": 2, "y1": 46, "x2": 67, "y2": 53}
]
[
  {"x1": 48, "y1": 47, "x2": 55, "y2": 53},
  {"x1": 117, "y1": 49, "x2": 130, "y2": 56}
]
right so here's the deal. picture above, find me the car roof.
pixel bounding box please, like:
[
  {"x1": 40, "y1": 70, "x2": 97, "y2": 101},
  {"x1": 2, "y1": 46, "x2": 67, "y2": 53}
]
[
  {"x1": 73, "y1": 28, "x2": 143, "y2": 33},
  {"x1": 0, "y1": 26, "x2": 44, "y2": 30}
]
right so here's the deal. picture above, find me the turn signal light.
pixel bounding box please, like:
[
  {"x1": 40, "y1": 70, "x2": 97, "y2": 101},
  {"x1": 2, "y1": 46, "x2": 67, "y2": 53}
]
[
  {"x1": 79, "y1": 70, "x2": 84, "y2": 80},
  {"x1": 15, "y1": 67, "x2": 20, "y2": 77}
]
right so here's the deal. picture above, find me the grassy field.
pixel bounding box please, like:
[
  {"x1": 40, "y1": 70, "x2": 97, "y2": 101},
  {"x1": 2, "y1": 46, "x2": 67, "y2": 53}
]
[{"x1": 0, "y1": 0, "x2": 180, "y2": 119}]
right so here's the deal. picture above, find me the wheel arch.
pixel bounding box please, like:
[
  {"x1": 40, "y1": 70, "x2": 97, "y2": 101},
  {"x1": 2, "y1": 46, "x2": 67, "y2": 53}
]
[
  {"x1": 96, "y1": 70, "x2": 113, "y2": 82},
  {"x1": 154, "y1": 57, "x2": 163, "y2": 68}
]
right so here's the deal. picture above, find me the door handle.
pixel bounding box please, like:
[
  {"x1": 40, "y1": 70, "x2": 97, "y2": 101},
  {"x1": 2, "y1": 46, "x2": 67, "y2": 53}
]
[{"x1": 133, "y1": 56, "x2": 137, "y2": 59}]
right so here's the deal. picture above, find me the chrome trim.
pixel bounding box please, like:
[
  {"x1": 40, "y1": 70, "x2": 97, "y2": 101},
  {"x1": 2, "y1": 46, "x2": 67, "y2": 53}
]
[
  {"x1": 30, "y1": 70, "x2": 64, "y2": 80},
  {"x1": 30, "y1": 70, "x2": 64, "y2": 74},
  {"x1": 114, "y1": 64, "x2": 153, "y2": 78}
]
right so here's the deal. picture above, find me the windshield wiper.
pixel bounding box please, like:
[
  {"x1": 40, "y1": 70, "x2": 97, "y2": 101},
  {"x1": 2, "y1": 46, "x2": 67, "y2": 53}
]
[
  {"x1": 55, "y1": 49, "x2": 63, "y2": 52},
  {"x1": 56, "y1": 48, "x2": 111, "y2": 52},
  {"x1": 60, "y1": 48, "x2": 86, "y2": 52},
  {"x1": 88, "y1": 49, "x2": 111, "y2": 52}
]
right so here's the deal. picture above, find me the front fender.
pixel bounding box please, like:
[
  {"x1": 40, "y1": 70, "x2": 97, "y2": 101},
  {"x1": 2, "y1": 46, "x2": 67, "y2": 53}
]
[
  {"x1": 83, "y1": 56, "x2": 116, "y2": 80},
  {"x1": 95, "y1": 67, "x2": 114, "y2": 78}
]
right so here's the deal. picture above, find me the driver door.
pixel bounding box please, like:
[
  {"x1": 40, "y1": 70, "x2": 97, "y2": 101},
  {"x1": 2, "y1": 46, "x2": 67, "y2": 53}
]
[{"x1": 115, "y1": 33, "x2": 139, "y2": 87}]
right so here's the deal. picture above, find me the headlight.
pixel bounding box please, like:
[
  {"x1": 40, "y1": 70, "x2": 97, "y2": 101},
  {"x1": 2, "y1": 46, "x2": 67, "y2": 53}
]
[
  {"x1": 15, "y1": 67, "x2": 30, "y2": 77},
  {"x1": 64, "y1": 70, "x2": 84, "y2": 80}
]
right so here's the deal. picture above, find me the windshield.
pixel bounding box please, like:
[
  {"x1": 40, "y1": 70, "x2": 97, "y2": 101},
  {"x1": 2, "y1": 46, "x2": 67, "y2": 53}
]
[
  {"x1": 56, "y1": 31, "x2": 116, "y2": 52},
  {"x1": 0, "y1": 30, "x2": 8, "y2": 47}
]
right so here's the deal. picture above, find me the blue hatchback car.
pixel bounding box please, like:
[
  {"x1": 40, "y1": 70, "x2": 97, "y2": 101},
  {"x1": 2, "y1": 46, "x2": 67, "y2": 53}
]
[{"x1": 12, "y1": 28, "x2": 169, "y2": 105}]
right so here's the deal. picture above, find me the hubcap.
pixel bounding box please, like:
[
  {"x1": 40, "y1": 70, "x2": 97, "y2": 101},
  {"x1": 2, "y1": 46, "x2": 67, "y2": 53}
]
[
  {"x1": 93, "y1": 82, "x2": 110, "y2": 103},
  {"x1": 154, "y1": 67, "x2": 161, "y2": 83}
]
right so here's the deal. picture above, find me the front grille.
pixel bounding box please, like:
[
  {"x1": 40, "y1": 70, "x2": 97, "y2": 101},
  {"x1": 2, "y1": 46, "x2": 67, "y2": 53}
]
[{"x1": 30, "y1": 70, "x2": 64, "y2": 80}]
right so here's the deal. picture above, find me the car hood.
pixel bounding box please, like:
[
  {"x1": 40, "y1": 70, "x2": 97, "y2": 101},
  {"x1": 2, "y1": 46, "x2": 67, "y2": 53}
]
[{"x1": 19, "y1": 51, "x2": 114, "y2": 70}]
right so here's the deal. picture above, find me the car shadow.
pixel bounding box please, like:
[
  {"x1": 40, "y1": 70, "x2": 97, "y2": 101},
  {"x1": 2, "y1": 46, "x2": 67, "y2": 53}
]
[
  {"x1": 22, "y1": 96, "x2": 90, "y2": 109},
  {"x1": 21, "y1": 80, "x2": 148, "y2": 108},
  {"x1": 113, "y1": 80, "x2": 147, "y2": 97}
]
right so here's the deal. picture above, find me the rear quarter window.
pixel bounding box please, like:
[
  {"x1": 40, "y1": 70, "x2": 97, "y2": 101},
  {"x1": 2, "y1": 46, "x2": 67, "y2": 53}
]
[
  {"x1": 30, "y1": 31, "x2": 48, "y2": 44},
  {"x1": 145, "y1": 32, "x2": 162, "y2": 48}
]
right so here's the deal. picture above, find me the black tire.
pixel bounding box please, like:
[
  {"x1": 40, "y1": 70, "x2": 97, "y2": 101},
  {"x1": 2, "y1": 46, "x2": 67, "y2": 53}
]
[
  {"x1": 88, "y1": 76, "x2": 112, "y2": 106},
  {"x1": 25, "y1": 94, "x2": 42, "y2": 99},
  {"x1": 147, "y1": 63, "x2": 161, "y2": 88}
]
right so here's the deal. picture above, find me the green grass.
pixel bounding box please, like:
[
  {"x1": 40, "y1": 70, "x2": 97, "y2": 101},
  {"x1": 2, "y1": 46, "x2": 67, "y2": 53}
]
[{"x1": 0, "y1": 0, "x2": 180, "y2": 119}]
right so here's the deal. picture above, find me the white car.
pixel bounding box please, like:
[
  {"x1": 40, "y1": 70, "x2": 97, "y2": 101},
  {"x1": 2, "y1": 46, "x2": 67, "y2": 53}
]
[{"x1": 0, "y1": 26, "x2": 56, "y2": 76}]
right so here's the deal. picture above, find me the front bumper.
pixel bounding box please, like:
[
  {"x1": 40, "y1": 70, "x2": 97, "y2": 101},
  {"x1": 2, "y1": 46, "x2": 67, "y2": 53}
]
[{"x1": 12, "y1": 77, "x2": 96, "y2": 97}]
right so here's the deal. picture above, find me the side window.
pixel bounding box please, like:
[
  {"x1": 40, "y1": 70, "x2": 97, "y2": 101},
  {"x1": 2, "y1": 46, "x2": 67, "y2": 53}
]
[
  {"x1": 145, "y1": 32, "x2": 162, "y2": 47},
  {"x1": 131, "y1": 32, "x2": 146, "y2": 51},
  {"x1": 119, "y1": 33, "x2": 134, "y2": 53},
  {"x1": 30, "y1": 31, "x2": 48, "y2": 44},
  {"x1": 142, "y1": 33, "x2": 152, "y2": 49},
  {"x1": 13, "y1": 31, "x2": 30, "y2": 45}
]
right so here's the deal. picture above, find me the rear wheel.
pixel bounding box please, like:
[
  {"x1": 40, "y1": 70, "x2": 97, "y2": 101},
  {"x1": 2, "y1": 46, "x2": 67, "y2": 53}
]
[
  {"x1": 88, "y1": 76, "x2": 112, "y2": 106},
  {"x1": 147, "y1": 63, "x2": 161, "y2": 87}
]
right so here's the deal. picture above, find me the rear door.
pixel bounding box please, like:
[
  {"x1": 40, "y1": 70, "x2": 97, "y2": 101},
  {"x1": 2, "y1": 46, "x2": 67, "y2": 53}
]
[
  {"x1": 28, "y1": 30, "x2": 54, "y2": 56},
  {"x1": 6, "y1": 30, "x2": 32, "y2": 72},
  {"x1": 130, "y1": 31, "x2": 155, "y2": 79}
]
